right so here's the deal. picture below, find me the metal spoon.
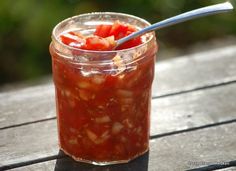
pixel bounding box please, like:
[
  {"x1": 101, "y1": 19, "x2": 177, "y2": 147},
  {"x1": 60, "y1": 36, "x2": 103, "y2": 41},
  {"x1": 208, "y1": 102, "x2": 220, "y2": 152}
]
[{"x1": 116, "y1": 2, "x2": 233, "y2": 48}]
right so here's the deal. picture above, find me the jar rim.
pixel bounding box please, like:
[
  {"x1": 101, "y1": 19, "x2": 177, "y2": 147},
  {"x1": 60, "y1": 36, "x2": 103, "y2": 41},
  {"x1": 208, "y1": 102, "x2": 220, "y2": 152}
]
[{"x1": 51, "y1": 12, "x2": 155, "y2": 56}]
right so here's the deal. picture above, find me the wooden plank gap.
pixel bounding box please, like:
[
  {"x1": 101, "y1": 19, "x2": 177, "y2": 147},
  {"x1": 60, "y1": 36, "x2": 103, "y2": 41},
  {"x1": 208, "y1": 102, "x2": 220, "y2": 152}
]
[
  {"x1": 186, "y1": 160, "x2": 236, "y2": 171},
  {"x1": 150, "y1": 118, "x2": 236, "y2": 139},
  {"x1": 0, "y1": 154, "x2": 64, "y2": 171},
  {"x1": 152, "y1": 79, "x2": 236, "y2": 99},
  {"x1": 0, "y1": 117, "x2": 56, "y2": 130}
]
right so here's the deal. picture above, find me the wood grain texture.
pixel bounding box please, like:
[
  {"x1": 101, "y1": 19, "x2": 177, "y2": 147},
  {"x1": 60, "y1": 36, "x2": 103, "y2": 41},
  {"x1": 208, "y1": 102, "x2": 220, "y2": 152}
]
[
  {"x1": 149, "y1": 123, "x2": 236, "y2": 170},
  {"x1": 150, "y1": 83, "x2": 236, "y2": 135},
  {"x1": 219, "y1": 167, "x2": 236, "y2": 171},
  {"x1": 9, "y1": 123, "x2": 236, "y2": 171},
  {"x1": 10, "y1": 161, "x2": 56, "y2": 171},
  {"x1": 152, "y1": 45, "x2": 236, "y2": 97},
  {"x1": 0, "y1": 120, "x2": 58, "y2": 169},
  {"x1": 0, "y1": 83, "x2": 55, "y2": 129},
  {"x1": 0, "y1": 46, "x2": 236, "y2": 129},
  {"x1": 1, "y1": 83, "x2": 236, "y2": 169}
]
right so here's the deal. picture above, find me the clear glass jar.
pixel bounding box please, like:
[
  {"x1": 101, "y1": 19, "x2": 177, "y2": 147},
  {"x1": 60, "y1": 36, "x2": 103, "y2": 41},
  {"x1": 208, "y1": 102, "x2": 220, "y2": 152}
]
[{"x1": 50, "y1": 12, "x2": 157, "y2": 165}]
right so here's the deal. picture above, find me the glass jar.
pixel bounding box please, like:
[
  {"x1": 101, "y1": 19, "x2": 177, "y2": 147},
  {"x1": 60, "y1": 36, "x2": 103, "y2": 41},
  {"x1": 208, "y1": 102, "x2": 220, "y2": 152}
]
[{"x1": 50, "y1": 12, "x2": 157, "y2": 165}]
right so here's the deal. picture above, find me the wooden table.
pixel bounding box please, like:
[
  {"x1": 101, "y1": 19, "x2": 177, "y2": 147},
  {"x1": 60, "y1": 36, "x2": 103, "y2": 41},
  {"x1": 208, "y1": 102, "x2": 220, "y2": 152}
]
[{"x1": 1, "y1": 45, "x2": 236, "y2": 171}]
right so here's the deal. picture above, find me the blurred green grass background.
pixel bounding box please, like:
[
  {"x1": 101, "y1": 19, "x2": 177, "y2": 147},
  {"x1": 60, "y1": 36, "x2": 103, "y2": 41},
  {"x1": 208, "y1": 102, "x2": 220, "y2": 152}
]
[{"x1": 0, "y1": 0, "x2": 235, "y2": 85}]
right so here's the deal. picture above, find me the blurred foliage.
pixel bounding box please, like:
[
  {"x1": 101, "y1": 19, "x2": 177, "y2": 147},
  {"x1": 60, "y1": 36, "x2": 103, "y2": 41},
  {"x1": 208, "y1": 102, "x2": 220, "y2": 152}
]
[{"x1": 0, "y1": 0, "x2": 235, "y2": 85}]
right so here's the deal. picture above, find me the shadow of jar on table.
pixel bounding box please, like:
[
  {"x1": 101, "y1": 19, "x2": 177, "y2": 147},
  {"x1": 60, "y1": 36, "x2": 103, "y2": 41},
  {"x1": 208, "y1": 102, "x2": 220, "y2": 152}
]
[{"x1": 54, "y1": 150, "x2": 149, "y2": 171}]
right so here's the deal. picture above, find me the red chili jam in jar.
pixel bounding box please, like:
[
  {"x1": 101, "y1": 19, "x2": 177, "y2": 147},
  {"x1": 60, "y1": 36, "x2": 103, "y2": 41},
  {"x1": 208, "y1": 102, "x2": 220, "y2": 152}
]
[{"x1": 50, "y1": 12, "x2": 158, "y2": 165}]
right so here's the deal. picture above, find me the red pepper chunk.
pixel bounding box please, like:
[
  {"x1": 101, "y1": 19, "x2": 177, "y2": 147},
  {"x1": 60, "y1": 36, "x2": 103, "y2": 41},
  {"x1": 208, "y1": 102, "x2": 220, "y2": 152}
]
[
  {"x1": 81, "y1": 36, "x2": 115, "y2": 51},
  {"x1": 60, "y1": 20, "x2": 143, "y2": 51},
  {"x1": 60, "y1": 32, "x2": 86, "y2": 48},
  {"x1": 94, "y1": 24, "x2": 112, "y2": 38},
  {"x1": 109, "y1": 21, "x2": 129, "y2": 40}
]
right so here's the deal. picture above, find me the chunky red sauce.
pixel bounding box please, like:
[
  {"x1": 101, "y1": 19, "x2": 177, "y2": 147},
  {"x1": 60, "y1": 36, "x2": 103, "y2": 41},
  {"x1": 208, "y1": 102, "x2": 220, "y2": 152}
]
[
  {"x1": 50, "y1": 20, "x2": 157, "y2": 164},
  {"x1": 60, "y1": 21, "x2": 142, "y2": 51}
]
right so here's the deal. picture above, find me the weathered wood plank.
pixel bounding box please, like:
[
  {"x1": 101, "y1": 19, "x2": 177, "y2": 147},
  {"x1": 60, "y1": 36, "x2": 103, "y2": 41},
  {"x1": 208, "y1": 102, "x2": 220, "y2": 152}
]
[
  {"x1": 1, "y1": 46, "x2": 236, "y2": 129},
  {"x1": 10, "y1": 161, "x2": 56, "y2": 171},
  {"x1": 9, "y1": 123, "x2": 236, "y2": 171},
  {"x1": 219, "y1": 167, "x2": 236, "y2": 171},
  {"x1": 0, "y1": 120, "x2": 58, "y2": 169},
  {"x1": 0, "y1": 84, "x2": 55, "y2": 129},
  {"x1": 152, "y1": 45, "x2": 236, "y2": 97},
  {"x1": 150, "y1": 123, "x2": 236, "y2": 170},
  {"x1": 1, "y1": 83, "x2": 236, "y2": 168},
  {"x1": 151, "y1": 83, "x2": 236, "y2": 134},
  {"x1": 153, "y1": 46, "x2": 236, "y2": 96}
]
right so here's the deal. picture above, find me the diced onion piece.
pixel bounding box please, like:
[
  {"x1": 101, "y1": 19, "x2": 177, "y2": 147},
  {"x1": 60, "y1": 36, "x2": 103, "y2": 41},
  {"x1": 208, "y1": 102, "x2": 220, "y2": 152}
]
[
  {"x1": 112, "y1": 55, "x2": 126, "y2": 74},
  {"x1": 112, "y1": 122, "x2": 124, "y2": 134},
  {"x1": 136, "y1": 126, "x2": 142, "y2": 135},
  {"x1": 69, "y1": 100, "x2": 76, "y2": 108},
  {"x1": 77, "y1": 81, "x2": 91, "y2": 89},
  {"x1": 120, "y1": 136, "x2": 127, "y2": 142},
  {"x1": 86, "y1": 129, "x2": 110, "y2": 144},
  {"x1": 92, "y1": 75, "x2": 105, "y2": 84},
  {"x1": 121, "y1": 105, "x2": 129, "y2": 112},
  {"x1": 113, "y1": 55, "x2": 123, "y2": 67},
  {"x1": 61, "y1": 90, "x2": 65, "y2": 96},
  {"x1": 91, "y1": 94, "x2": 96, "y2": 99},
  {"x1": 68, "y1": 138, "x2": 78, "y2": 145},
  {"x1": 79, "y1": 90, "x2": 89, "y2": 101},
  {"x1": 114, "y1": 144, "x2": 125, "y2": 155},
  {"x1": 116, "y1": 89, "x2": 133, "y2": 97},
  {"x1": 94, "y1": 135, "x2": 110, "y2": 144},
  {"x1": 86, "y1": 129, "x2": 97, "y2": 142},
  {"x1": 126, "y1": 71, "x2": 142, "y2": 87},
  {"x1": 98, "y1": 105, "x2": 105, "y2": 109},
  {"x1": 69, "y1": 128, "x2": 77, "y2": 133},
  {"x1": 105, "y1": 36, "x2": 116, "y2": 48},
  {"x1": 123, "y1": 119, "x2": 133, "y2": 128},
  {"x1": 120, "y1": 98, "x2": 133, "y2": 104},
  {"x1": 65, "y1": 90, "x2": 71, "y2": 97},
  {"x1": 79, "y1": 89, "x2": 95, "y2": 101},
  {"x1": 118, "y1": 74, "x2": 125, "y2": 80},
  {"x1": 95, "y1": 115, "x2": 111, "y2": 124},
  {"x1": 101, "y1": 130, "x2": 109, "y2": 138}
]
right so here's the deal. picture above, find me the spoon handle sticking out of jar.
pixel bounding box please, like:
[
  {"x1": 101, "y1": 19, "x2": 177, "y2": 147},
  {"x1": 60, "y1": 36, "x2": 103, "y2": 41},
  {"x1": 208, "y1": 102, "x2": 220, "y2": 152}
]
[{"x1": 115, "y1": 1, "x2": 234, "y2": 48}]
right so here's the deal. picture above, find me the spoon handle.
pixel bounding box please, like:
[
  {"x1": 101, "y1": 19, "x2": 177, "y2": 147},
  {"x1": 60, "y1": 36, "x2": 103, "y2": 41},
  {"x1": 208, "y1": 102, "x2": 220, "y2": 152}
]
[{"x1": 116, "y1": 2, "x2": 233, "y2": 47}]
